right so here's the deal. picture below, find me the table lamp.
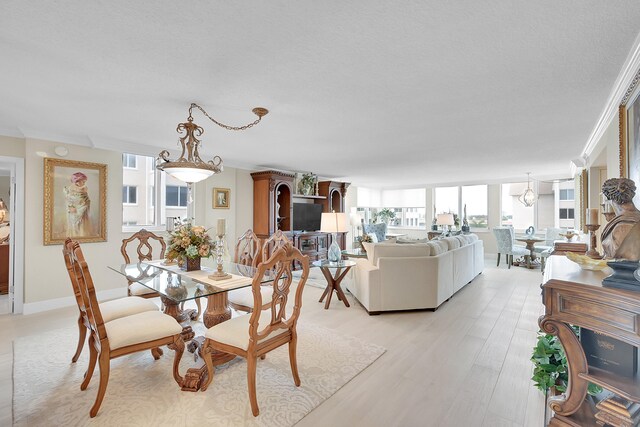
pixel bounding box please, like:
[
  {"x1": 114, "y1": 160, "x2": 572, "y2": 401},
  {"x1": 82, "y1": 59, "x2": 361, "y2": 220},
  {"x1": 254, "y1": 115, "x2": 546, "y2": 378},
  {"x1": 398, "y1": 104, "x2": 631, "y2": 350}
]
[
  {"x1": 349, "y1": 212, "x2": 363, "y2": 242},
  {"x1": 436, "y1": 213, "x2": 454, "y2": 236},
  {"x1": 321, "y1": 212, "x2": 349, "y2": 263}
]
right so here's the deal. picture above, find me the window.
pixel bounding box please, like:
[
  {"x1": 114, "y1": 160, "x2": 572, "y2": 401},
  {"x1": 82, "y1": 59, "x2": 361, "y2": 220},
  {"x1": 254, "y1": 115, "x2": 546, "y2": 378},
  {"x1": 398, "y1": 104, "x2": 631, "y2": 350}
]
[
  {"x1": 122, "y1": 153, "x2": 188, "y2": 229},
  {"x1": 122, "y1": 153, "x2": 137, "y2": 169},
  {"x1": 461, "y1": 185, "x2": 488, "y2": 229},
  {"x1": 434, "y1": 186, "x2": 459, "y2": 218},
  {"x1": 559, "y1": 189, "x2": 574, "y2": 201},
  {"x1": 122, "y1": 186, "x2": 137, "y2": 204},
  {"x1": 166, "y1": 185, "x2": 188, "y2": 207},
  {"x1": 501, "y1": 183, "x2": 534, "y2": 229},
  {"x1": 559, "y1": 208, "x2": 574, "y2": 219}
]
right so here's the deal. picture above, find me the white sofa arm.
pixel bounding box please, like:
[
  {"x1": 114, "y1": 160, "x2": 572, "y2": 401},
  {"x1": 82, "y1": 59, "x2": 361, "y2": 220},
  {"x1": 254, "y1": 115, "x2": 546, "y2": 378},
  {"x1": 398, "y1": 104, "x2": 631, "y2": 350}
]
[{"x1": 350, "y1": 259, "x2": 381, "y2": 312}]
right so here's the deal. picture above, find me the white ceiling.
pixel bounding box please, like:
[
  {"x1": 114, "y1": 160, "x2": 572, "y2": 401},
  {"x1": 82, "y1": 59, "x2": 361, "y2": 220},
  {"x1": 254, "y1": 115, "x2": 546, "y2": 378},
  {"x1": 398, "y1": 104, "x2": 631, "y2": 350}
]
[{"x1": 1, "y1": 1, "x2": 640, "y2": 188}]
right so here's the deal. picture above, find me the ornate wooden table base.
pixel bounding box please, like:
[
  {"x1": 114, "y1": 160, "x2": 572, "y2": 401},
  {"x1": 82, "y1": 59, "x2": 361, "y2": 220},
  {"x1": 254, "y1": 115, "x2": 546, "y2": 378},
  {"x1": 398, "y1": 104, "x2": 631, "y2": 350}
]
[
  {"x1": 160, "y1": 296, "x2": 198, "y2": 342},
  {"x1": 181, "y1": 292, "x2": 236, "y2": 392},
  {"x1": 318, "y1": 266, "x2": 352, "y2": 309}
]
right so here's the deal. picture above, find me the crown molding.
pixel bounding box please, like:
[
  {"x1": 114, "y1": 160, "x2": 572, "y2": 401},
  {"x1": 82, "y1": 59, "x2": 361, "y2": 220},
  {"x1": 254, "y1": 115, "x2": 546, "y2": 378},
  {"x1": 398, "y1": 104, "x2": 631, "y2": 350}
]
[{"x1": 582, "y1": 32, "x2": 640, "y2": 159}]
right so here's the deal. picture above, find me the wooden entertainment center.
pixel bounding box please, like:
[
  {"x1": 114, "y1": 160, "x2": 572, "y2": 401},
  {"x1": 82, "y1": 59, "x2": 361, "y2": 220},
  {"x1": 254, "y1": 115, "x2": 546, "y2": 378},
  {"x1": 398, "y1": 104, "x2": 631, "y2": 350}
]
[{"x1": 251, "y1": 170, "x2": 350, "y2": 263}]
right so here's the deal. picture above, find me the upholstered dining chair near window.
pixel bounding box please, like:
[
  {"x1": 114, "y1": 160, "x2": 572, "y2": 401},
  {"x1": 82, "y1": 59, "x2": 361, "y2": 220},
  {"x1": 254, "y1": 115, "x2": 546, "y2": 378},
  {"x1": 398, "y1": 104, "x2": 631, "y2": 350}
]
[
  {"x1": 63, "y1": 241, "x2": 159, "y2": 363},
  {"x1": 492, "y1": 226, "x2": 529, "y2": 269},
  {"x1": 228, "y1": 229, "x2": 267, "y2": 313},
  {"x1": 200, "y1": 242, "x2": 310, "y2": 416},
  {"x1": 64, "y1": 239, "x2": 185, "y2": 418}
]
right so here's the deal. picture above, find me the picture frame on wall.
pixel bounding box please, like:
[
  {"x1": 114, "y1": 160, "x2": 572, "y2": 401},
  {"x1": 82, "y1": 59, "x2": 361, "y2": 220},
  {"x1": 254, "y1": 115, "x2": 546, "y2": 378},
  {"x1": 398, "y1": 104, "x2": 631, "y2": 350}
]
[
  {"x1": 619, "y1": 67, "x2": 640, "y2": 207},
  {"x1": 43, "y1": 158, "x2": 107, "y2": 245},
  {"x1": 213, "y1": 187, "x2": 230, "y2": 209}
]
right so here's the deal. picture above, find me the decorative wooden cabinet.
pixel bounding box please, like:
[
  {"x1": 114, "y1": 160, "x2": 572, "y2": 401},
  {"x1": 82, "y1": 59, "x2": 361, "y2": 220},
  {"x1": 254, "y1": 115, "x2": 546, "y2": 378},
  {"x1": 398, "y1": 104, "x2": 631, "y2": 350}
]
[
  {"x1": 251, "y1": 172, "x2": 350, "y2": 268},
  {"x1": 250, "y1": 170, "x2": 295, "y2": 239},
  {"x1": 317, "y1": 180, "x2": 350, "y2": 213}
]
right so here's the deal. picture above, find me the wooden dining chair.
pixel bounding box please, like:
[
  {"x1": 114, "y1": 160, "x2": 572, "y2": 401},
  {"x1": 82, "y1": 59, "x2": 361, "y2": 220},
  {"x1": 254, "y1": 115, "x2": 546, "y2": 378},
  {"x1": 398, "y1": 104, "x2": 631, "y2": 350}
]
[
  {"x1": 121, "y1": 229, "x2": 202, "y2": 316},
  {"x1": 63, "y1": 241, "x2": 159, "y2": 363},
  {"x1": 200, "y1": 241, "x2": 310, "y2": 416},
  {"x1": 64, "y1": 239, "x2": 185, "y2": 418},
  {"x1": 120, "y1": 229, "x2": 166, "y2": 299},
  {"x1": 228, "y1": 229, "x2": 265, "y2": 313},
  {"x1": 228, "y1": 230, "x2": 293, "y2": 313}
]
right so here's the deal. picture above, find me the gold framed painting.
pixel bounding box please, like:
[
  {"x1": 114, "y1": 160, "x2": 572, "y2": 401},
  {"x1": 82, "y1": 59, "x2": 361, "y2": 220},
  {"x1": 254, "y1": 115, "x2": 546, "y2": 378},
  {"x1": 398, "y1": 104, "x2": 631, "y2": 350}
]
[
  {"x1": 213, "y1": 187, "x2": 230, "y2": 209},
  {"x1": 619, "y1": 67, "x2": 640, "y2": 207},
  {"x1": 44, "y1": 158, "x2": 107, "y2": 245}
]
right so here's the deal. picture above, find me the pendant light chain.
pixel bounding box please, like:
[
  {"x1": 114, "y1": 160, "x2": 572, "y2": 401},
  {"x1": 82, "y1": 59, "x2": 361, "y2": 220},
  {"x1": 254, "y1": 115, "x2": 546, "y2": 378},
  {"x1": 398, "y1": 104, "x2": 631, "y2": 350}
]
[{"x1": 189, "y1": 103, "x2": 267, "y2": 131}]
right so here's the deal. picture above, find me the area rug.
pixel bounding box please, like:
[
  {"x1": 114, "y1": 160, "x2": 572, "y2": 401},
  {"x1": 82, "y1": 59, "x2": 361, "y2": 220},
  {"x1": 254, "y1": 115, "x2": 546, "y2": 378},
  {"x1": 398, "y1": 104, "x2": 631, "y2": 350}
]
[{"x1": 13, "y1": 322, "x2": 385, "y2": 426}]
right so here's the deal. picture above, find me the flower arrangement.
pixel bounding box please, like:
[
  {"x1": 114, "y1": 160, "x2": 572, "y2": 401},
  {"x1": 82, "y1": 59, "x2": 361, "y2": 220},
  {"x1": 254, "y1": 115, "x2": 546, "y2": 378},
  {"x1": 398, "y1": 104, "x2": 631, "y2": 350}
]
[{"x1": 166, "y1": 220, "x2": 215, "y2": 263}]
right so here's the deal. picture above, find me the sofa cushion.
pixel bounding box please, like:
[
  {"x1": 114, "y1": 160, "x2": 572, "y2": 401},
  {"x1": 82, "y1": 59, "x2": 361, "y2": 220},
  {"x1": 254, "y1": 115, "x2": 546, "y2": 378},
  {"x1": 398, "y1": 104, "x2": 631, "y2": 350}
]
[
  {"x1": 454, "y1": 236, "x2": 467, "y2": 246},
  {"x1": 397, "y1": 238, "x2": 429, "y2": 244},
  {"x1": 368, "y1": 243, "x2": 430, "y2": 265},
  {"x1": 426, "y1": 241, "x2": 446, "y2": 256},
  {"x1": 443, "y1": 237, "x2": 461, "y2": 250},
  {"x1": 466, "y1": 234, "x2": 478, "y2": 242}
]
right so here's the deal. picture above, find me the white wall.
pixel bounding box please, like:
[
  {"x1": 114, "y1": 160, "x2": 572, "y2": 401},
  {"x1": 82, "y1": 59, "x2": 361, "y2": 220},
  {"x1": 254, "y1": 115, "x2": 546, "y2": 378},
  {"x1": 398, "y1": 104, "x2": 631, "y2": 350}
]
[{"x1": 0, "y1": 135, "x2": 259, "y2": 310}]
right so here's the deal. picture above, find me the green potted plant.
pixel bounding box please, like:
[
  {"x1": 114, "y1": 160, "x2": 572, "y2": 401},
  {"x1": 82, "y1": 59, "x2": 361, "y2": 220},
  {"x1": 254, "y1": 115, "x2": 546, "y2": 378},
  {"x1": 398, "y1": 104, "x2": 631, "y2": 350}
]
[
  {"x1": 531, "y1": 328, "x2": 601, "y2": 396},
  {"x1": 378, "y1": 208, "x2": 396, "y2": 225},
  {"x1": 298, "y1": 173, "x2": 316, "y2": 196}
]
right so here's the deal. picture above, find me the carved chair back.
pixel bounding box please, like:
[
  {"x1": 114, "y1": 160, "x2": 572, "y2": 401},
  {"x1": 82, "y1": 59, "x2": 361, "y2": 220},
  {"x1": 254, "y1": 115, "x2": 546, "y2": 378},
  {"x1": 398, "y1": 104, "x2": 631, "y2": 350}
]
[
  {"x1": 248, "y1": 242, "x2": 309, "y2": 347},
  {"x1": 234, "y1": 229, "x2": 262, "y2": 268},
  {"x1": 121, "y1": 229, "x2": 166, "y2": 264},
  {"x1": 260, "y1": 230, "x2": 291, "y2": 265},
  {"x1": 63, "y1": 239, "x2": 109, "y2": 350}
]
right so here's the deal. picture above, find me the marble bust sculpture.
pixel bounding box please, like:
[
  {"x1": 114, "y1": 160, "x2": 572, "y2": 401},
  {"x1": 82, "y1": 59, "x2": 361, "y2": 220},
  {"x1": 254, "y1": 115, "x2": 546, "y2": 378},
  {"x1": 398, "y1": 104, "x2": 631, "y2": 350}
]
[{"x1": 601, "y1": 178, "x2": 640, "y2": 260}]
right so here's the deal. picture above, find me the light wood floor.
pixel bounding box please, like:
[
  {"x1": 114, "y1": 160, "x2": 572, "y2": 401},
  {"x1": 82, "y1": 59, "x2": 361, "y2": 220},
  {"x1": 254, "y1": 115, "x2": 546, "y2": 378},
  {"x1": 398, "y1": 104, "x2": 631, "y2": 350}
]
[{"x1": 0, "y1": 257, "x2": 546, "y2": 426}]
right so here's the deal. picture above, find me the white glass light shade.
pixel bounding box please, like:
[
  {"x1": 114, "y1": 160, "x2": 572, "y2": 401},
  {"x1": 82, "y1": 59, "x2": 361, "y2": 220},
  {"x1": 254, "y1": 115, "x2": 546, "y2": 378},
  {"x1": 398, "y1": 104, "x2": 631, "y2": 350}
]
[
  {"x1": 320, "y1": 212, "x2": 349, "y2": 233},
  {"x1": 164, "y1": 167, "x2": 215, "y2": 183},
  {"x1": 436, "y1": 213, "x2": 454, "y2": 226}
]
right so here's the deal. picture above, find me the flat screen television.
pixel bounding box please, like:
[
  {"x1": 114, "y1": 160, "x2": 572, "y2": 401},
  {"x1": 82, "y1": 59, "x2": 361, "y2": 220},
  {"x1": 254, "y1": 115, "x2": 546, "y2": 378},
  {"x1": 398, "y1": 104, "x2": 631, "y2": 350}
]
[{"x1": 292, "y1": 203, "x2": 323, "y2": 232}]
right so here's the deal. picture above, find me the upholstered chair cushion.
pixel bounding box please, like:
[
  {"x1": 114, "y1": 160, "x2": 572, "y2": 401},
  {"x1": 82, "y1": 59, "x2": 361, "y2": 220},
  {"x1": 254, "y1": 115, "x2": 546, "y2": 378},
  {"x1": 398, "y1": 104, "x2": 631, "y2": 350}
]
[
  {"x1": 443, "y1": 237, "x2": 461, "y2": 250},
  {"x1": 105, "y1": 311, "x2": 182, "y2": 350},
  {"x1": 204, "y1": 311, "x2": 290, "y2": 351},
  {"x1": 363, "y1": 223, "x2": 387, "y2": 242},
  {"x1": 129, "y1": 282, "x2": 157, "y2": 296},
  {"x1": 100, "y1": 297, "x2": 158, "y2": 323},
  {"x1": 228, "y1": 286, "x2": 274, "y2": 308},
  {"x1": 369, "y1": 233, "x2": 379, "y2": 243}
]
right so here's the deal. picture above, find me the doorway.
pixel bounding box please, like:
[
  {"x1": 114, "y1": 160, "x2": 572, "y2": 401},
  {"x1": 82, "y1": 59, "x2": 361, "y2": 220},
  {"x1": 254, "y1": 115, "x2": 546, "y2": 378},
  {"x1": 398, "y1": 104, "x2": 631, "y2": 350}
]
[{"x1": 0, "y1": 156, "x2": 24, "y2": 315}]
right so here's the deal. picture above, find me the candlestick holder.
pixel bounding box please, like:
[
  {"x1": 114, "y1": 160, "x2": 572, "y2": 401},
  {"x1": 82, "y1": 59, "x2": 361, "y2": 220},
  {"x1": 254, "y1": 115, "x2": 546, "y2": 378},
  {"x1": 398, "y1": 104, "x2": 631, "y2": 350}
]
[
  {"x1": 208, "y1": 234, "x2": 231, "y2": 281},
  {"x1": 585, "y1": 224, "x2": 603, "y2": 259}
]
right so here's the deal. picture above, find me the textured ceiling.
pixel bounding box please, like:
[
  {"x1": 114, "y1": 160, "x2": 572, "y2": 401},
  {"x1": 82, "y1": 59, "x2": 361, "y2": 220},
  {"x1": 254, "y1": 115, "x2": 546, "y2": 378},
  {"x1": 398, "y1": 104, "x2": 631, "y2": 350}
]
[{"x1": 1, "y1": 1, "x2": 640, "y2": 188}]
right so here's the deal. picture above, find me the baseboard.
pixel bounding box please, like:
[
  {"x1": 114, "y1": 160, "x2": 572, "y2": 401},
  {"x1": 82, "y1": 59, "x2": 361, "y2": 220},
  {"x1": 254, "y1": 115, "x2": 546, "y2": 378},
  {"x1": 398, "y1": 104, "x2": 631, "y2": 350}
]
[{"x1": 22, "y1": 287, "x2": 128, "y2": 315}]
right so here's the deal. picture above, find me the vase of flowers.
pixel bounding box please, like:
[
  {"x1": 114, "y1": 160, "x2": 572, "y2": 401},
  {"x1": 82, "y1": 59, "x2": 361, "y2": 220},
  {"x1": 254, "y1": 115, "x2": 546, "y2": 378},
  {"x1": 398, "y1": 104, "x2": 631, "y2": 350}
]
[{"x1": 166, "y1": 220, "x2": 215, "y2": 272}]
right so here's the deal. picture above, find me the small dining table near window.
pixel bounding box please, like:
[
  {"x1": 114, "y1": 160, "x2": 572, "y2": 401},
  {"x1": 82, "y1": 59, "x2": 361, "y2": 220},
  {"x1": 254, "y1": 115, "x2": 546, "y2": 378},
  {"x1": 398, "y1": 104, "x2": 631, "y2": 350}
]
[
  {"x1": 514, "y1": 237, "x2": 545, "y2": 269},
  {"x1": 109, "y1": 260, "x2": 275, "y2": 391}
]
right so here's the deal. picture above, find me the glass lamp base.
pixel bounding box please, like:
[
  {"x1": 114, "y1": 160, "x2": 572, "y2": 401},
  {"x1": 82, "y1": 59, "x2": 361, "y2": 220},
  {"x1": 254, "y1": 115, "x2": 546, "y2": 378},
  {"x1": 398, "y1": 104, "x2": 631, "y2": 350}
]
[{"x1": 328, "y1": 241, "x2": 342, "y2": 263}]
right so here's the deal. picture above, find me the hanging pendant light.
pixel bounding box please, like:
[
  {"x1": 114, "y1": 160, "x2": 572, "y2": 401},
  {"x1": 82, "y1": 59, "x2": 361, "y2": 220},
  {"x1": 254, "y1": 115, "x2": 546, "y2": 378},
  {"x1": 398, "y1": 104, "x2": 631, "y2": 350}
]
[
  {"x1": 156, "y1": 103, "x2": 268, "y2": 184},
  {"x1": 518, "y1": 172, "x2": 536, "y2": 207}
]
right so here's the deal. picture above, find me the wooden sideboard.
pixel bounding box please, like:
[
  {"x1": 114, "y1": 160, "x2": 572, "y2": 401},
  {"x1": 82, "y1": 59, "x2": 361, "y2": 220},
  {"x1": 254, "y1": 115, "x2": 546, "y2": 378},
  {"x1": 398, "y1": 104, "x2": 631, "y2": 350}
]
[
  {"x1": 551, "y1": 240, "x2": 588, "y2": 256},
  {"x1": 540, "y1": 255, "x2": 640, "y2": 426}
]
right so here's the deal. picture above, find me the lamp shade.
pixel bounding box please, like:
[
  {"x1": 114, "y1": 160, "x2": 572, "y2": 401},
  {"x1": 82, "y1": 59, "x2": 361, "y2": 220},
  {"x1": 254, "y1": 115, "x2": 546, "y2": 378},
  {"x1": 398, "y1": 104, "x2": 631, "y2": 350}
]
[
  {"x1": 320, "y1": 212, "x2": 349, "y2": 233},
  {"x1": 349, "y1": 212, "x2": 363, "y2": 226},
  {"x1": 436, "y1": 213, "x2": 454, "y2": 226}
]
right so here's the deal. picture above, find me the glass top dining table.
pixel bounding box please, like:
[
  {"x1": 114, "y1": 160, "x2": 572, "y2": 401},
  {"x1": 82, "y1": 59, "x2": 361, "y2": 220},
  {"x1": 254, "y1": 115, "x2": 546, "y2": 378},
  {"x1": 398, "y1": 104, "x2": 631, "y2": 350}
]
[{"x1": 108, "y1": 261, "x2": 275, "y2": 303}]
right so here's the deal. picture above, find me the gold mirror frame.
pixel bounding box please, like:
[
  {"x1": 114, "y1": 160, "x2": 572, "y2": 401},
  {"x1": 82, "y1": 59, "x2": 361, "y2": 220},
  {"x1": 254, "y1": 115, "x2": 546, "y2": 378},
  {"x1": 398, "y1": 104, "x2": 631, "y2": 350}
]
[{"x1": 619, "y1": 67, "x2": 640, "y2": 179}]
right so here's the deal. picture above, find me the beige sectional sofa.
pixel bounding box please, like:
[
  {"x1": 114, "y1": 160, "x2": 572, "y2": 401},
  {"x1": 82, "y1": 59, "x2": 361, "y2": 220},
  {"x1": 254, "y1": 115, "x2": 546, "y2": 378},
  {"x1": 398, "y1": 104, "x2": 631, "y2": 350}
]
[{"x1": 348, "y1": 234, "x2": 484, "y2": 314}]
